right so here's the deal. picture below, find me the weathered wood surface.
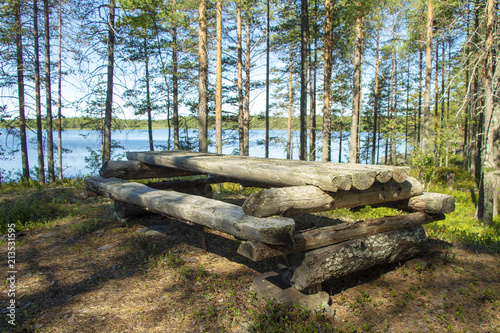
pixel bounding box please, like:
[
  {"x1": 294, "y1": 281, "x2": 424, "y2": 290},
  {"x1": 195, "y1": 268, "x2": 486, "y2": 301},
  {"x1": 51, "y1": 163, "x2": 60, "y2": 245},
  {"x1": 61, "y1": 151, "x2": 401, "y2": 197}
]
[
  {"x1": 280, "y1": 226, "x2": 427, "y2": 291},
  {"x1": 126, "y1": 151, "x2": 410, "y2": 192},
  {"x1": 381, "y1": 192, "x2": 455, "y2": 214},
  {"x1": 237, "y1": 212, "x2": 440, "y2": 261},
  {"x1": 100, "y1": 160, "x2": 199, "y2": 179},
  {"x1": 242, "y1": 177, "x2": 424, "y2": 217},
  {"x1": 84, "y1": 176, "x2": 295, "y2": 245}
]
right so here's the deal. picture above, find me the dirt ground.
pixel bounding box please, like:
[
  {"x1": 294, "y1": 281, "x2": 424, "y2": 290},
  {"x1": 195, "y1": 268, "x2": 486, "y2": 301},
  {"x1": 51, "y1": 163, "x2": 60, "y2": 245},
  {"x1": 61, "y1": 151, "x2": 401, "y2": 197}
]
[{"x1": 1, "y1": 187, "x2": 499, "y2": 332}]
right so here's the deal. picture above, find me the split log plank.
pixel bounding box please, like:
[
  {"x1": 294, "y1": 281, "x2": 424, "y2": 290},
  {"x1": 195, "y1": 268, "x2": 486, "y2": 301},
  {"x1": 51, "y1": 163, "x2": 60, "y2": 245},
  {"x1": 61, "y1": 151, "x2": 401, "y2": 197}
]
[
  {"x1": 242, "y1": 177, "x2": 424, "y2": 217},
  {"x1": 237, "y1": 212, "x2": 440, "y2": 261},
  {"x1": 100, "y1": 160, "x2": 199, "y2": 179},
  {"x1": 280, "y1": 226, "x2": 427, "y2": 291},
  {"x1": 84, "y1": 176, "x2": 295, "y2": 245},
  {"x1": 126, "y1": 151, "x2": 410, "y2": 192}
]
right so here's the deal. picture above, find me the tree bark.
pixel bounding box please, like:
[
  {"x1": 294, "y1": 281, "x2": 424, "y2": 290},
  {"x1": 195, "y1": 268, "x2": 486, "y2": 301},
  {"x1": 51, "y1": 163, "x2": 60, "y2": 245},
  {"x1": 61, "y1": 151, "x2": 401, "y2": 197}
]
[
  {"x1": 422, "y1": 0, "x2": 433, "y2": 154},
  {"x1": 57, "y1": 0, "x2": 63, "y2": 180},
  {"x1": 321, "y1": 0, "x2": 332, "y2": 162},
  {"x1": 44, "y1": 0, "x2": 55, "y2": 182},
  {"x1": 287, "y1": 44, "x2": 293, "y2": 159},
  {"x1": 309, "y1": 0, "x2": 317, "y2": 161},
  {"x1": 237, "y1": 4, "x2": 244, "y2": 156},
  {"x1": 299, "y1": 0, "x2": 308, "y2": 160},
  {"x1": 371, "y1": 25, "x2": 380, "y2": 165},
  {"x1": 172, "y1": 26, "x2": 179, "y2": 150},
  {"x1": 215, "y1": 0, "x2": 222, "y2": 154},
  {"x1": 281, "y1": 226, "x2": 428, "y2": 291},
  {"x1": 198, "y1": 0, "x2": 208, "y2": 153},
  {"x1": 350, "y1": 14, "x2": 364, "y2": 163},
  {"x1": 103, "y1": 0, "x2": 115, "y2": 163},
  {"x1": 34, "y1": 0, "x2": 44, "y2": 183},
  {"x1": 100, "y1": 160, "x2": 199, "y2": 179},
  {"x1": 238, "y1": 213, "x2": 439, "y2": 261},
  {"x1": 265, "y1": 0, "x2": 270, "y2": 158},
  {"x1": 244, "y1": 20, "x2": 251, "y2": 156},
  {"x1": 15, "y1": 0, "x2": 29, "y2": 181}
]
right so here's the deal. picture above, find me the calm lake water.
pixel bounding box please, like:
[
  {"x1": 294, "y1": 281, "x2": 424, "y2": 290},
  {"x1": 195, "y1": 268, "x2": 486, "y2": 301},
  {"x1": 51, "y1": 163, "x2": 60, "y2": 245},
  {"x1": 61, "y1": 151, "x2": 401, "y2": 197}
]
[{"x1": 0, "y1": 128, "x2": 403, "y2": 180}]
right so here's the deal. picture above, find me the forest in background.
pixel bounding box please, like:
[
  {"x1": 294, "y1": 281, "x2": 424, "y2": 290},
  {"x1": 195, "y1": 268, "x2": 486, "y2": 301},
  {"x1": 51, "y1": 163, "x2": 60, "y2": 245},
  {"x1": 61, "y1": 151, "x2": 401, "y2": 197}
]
[{"x1": 1, "y1": 0, "x2": 499, "y2": 220}]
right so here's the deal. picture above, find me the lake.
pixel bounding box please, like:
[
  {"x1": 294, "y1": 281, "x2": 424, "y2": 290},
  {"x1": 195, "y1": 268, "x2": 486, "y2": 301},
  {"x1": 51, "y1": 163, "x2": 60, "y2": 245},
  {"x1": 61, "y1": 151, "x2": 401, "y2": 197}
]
[{"x1": 0, "y1": 128, "x2": 403, "y2": 180}]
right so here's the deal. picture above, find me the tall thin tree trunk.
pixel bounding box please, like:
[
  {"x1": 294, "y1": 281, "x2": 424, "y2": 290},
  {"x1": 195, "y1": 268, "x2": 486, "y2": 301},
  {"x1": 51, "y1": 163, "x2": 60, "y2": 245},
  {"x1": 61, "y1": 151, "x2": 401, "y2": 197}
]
[
  {"x1": 405, "y1": 55, "x2": 410, "y2": 161},
  {"x1": 350, "y1": 14, "x2": 364, "y2": 163},
  {"x1": 57, "y1": 0, "x2": 62, "y2": 179},
  {"x1": 321, "y1": 0, "x2": 332, "y2": 162},
  {"x1": 287, "y1": 45, "x2": 293, "y2": 160},
  {"x1": 463, "y1": 5, "x2": 470, "y2": 168},
  {"x1": 173, "y1": 27, "x2": 179, "y2": 150},
  {"x1": 15, "y1": 0, "x2": 29, "y2": 181},
  {"x1": 417, "y1": 47, "x2": 423, "y2": 145},
  {"x1": 356, "y1": 21, "x2": 364, "y2": 163},
  {"x1": 244, "y1": 21, "x2": 251, "y2": 156},
  {"x1": 309, "y1": 0, "x2": 317, "y2": 161},
  {"x1": 471, "y1": 0, "x2": 480, "y2": 178},
  {"x1": 265, "y1": 0, "x2": 270, "y2": 158},
  {"x1": 144, "y1": 34, "x2": 153, "y2": 151},
  {"x1": 103, "y1": 0, "x2": 115, "y2": 162},
  {"x1": 389, "y1": 14, "x2": 396, "y2": 165},
  {"x1": 215, "y1": 0, "x2": 222, "y2": 154},
  {"x1": 371, "y1": 24, "x2": 380, "y2": 165},
  {"x1": 198, "y1": 0, "x2": 208, "y2": 153},
  {"x1": 434, "y1": 40, "x2": 439, "y2": 154},
  {"x1": 237, "y1": 4, "x2": 244, "y2": 156},
  {"x1": 422, "y1": 0, "x2": 433, "y2": 154},
  {"x1": 299, "y1": 0, "x2": 308, "y2": 160},
  {"x1": 44, "y1": 0, "x2": 55, "y2": 181},
  {"x1": 34, "y1": 0, "x2": 44, "y2": 182},
  {"x1": 339, "y1": 101, "x2": 344, "y2": 163}
]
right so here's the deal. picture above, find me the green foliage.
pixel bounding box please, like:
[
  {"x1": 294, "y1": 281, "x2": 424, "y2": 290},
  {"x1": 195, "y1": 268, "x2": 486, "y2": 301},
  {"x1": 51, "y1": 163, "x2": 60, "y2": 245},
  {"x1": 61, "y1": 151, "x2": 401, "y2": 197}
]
[
  {"x1": 0, "y1": 193, "x2": 65, "y2": 233},
  {"x1": 424, "y1": 185, "x2": 500, "y2": 253}
]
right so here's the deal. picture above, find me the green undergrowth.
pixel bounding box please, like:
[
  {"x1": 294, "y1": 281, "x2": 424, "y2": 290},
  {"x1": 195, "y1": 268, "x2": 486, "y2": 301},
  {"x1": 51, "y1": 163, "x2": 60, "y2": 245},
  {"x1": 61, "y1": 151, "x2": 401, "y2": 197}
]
[
  {"x1": 424, "y1": 185, "x2": 500, "y2": 253},
  {"x1": 0, "y1": 178, "x2": 85, "y2": 234}
]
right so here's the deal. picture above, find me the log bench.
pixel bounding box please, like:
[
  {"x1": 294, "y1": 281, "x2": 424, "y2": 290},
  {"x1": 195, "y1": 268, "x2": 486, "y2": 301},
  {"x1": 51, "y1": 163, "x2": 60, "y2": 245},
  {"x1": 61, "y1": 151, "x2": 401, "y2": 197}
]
[{"x1": 85, "y1": 150, "x2": 455, "y2": 293}]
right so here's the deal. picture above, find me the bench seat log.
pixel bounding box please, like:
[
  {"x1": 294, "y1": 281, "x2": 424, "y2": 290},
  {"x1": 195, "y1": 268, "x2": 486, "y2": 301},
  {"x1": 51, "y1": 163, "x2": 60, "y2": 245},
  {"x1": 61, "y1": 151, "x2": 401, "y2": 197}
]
[
  {"x1": 280, "y1": 226, "x2": 427, "y2": 291},
  {"x1": 126, "y1": 151, "x2": 410, "y2": 192},
  {"x1": 85, "y1": 176, "x2": 295, "y2": 245},
  {"x1": 238, "y1": 212, "x2": 441, "y2": 261},
  {"x1": 242, "y1": 177, "x2": 424, "y2": 217},
  {"x1": 100, "y1": 160, "x2": 199, "y2": 179}
]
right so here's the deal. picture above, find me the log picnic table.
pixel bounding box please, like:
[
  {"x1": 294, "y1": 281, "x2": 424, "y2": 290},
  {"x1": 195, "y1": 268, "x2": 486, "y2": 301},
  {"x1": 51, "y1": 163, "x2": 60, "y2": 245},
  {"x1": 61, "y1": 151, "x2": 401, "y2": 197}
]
[{"x1": 85, "y1": 150, "x2": 455, "y2": 293}]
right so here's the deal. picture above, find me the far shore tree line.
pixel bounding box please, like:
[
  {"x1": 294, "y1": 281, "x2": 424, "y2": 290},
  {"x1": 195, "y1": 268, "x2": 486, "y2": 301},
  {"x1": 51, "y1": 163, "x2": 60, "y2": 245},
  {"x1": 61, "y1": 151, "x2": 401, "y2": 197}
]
[{"x1": 1, "y1": 0, "x2": 499, "y2": 221}]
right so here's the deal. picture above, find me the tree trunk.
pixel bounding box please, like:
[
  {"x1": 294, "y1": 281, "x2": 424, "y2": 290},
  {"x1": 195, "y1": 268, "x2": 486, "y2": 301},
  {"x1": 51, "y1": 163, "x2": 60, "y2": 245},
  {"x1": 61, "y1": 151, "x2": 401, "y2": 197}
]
[
  {"x1": 418, "y1": 47, "x2": 423, "y2": 145},
  {"x1": 389, "y1": 15, "x2": 396, "y2": 165},
  {"x1": 237, "y1": 4, "x2": 244, "y2": 156},
  {"x1": 215, "y1": 0, "x2": 222, "y2": 154},
  {"x1": 265, "y1": 0, "x2": 270, "y2": 158},
  {"x1": 339, "y1": 101, "x2": 343, "y2": 163},
  {"x1": 371, "y1": 25, "x2": 380, "y2": 165},
  {"x1": 198, "y1": 0, "x2": 208, "y2": 153},
  {"x1": 15, "y1": 0, "x2": 29, "y2": 181},
  {"x1": 44, "y1": 0, "x2": 55, "y2": 182},
  {"x1": 299, "y1": 0, "x2": 308, "y2": 160},
  {"x1": 103, "y1": 0, "x2": 115, "y2": 163},
  {"x1": 172, "y1": 27, "x2": 179, "y2": 150},
  {"x1": 309, "y1": 0, "x2": 317, "y2": 161},
  {"x1": 244, "y1": 20, "x2": 251, "y2": 156},
  {"x1": 144, "y1": 34, "x2": 153, "y2": 151},
  {"x1": 287, "y1": 45, "x2": 293, "y2": 160},
  {"x1": 34, "y1": 0, "x2": 44, "y2": 183},
  {"x1": 422, "y1": 0, "x2": 433, "y2": 154},
  {"x1": 350, "y1": 15, "x2": 364, "y2": 163},
  {"x1": 321, "y1": 0, "x2": 332, "y2": 162},
  {"x1": 57, "y1": 0, "x2": 63, "y2": 180}
]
